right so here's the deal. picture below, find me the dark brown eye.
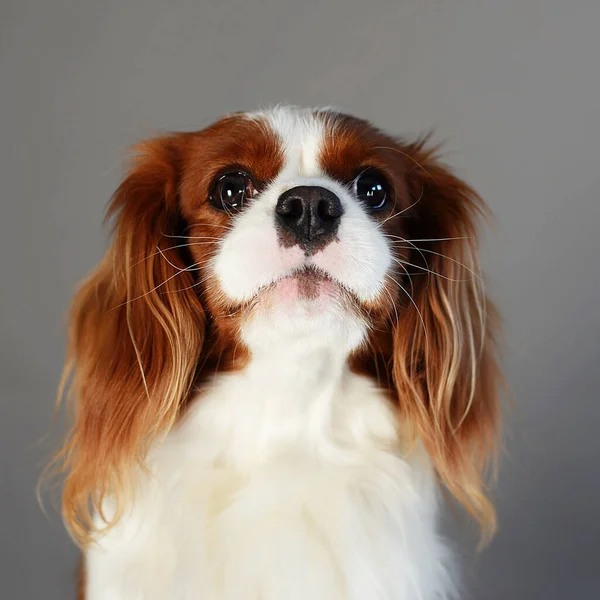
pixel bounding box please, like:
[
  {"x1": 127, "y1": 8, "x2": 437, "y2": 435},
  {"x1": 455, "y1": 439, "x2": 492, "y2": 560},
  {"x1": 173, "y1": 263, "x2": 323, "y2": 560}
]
[
  {"x1": 210, "y1": 171, "x2": 254, "y2": 212},
  {"x1": 354, "y1": 169, "x2": 389, "y2": 210}
]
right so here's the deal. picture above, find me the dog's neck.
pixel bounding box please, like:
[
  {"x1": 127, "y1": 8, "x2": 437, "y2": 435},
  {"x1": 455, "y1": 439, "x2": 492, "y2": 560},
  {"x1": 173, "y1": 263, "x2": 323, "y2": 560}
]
[
  {"x1": 245, "y1": 338, "x2": 348, "y2": 404},
  {"x1": 182, "y1": 333, "x2": 399, "y2": 468}
]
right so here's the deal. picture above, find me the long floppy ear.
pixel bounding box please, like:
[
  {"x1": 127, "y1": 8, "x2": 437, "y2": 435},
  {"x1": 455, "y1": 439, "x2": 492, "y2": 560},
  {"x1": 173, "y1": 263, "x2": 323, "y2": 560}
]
[
  {"x1": 55, "y1": 136, "x2": 205, "y2": 544},
  {"x1": 392, "y1": 142, "x2": 501, "y2": 541}
]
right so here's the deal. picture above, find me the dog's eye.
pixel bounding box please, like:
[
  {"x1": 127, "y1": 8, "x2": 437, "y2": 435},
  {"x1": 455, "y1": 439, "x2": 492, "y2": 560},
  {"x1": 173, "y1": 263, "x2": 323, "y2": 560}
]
[
  {"x1": 210, "y1": 172, "x2": 254, "y2": 212},
  {"x1": 354, "y1": 170, "x2": 389, "y2": 210}
]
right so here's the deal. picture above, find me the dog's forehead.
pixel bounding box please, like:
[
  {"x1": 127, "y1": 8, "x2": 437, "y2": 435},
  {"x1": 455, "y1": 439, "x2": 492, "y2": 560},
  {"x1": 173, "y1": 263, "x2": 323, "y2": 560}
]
[
  {"x1": 242, "y1": 106, "x2": 399, "y2": 186},
  {"x1": 245, "y1": 106, "x2": 331, "y2": 179},
  {"x1": 192, "y1": 106, "x2": 399, "y2": 196}
]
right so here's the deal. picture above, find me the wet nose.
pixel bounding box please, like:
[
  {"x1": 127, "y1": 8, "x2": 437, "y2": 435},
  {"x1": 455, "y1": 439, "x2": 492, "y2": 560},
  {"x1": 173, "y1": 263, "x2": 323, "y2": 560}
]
[{"x1": 275, "y1": 186, "x2": 344, "y2": 250}]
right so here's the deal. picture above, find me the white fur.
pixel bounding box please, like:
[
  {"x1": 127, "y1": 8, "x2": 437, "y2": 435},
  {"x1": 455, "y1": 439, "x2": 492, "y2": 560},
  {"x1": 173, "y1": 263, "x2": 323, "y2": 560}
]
[{"x1": 85, "y1": 107, "x2": 455, "y2": 599}]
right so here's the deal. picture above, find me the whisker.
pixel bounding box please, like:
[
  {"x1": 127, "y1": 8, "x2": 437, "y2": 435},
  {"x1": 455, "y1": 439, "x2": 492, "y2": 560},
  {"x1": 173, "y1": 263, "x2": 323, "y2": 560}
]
[
  {"x1": 380, "y1": 182, "x2": 424, "y2": 223},
  {"x1": 160, "y1": 233, "x2": 223, "y2": 241},
  {"x1": 382, "y1": 283, "x2": 400, "y2": 327},
  {"x1": 110, "y1": 266, "x2": 197, "y2": 310},
  {"x1": 371, "y1": 145, "x2": 433, "y2": 177},
  {"x1": 131, "y1": 241, "x2": 219, "y2": 268},
  {"x1": 385, "y1": 242, "x2": 481, "y2": 281},
  {"x1": 156, "y1": 245, "x2": 180, "y2": 270},
  {"x1": 348, "y1": 167, "x2": 371, "y2": 194},
  {"x1": 376, "y1": 209, "x2": 402, "y2": 228},
  {"x1": 386, "y1": 272, "x2": 428, "y2": 341},
  {"x1": 180, "y1": 223, "x2": 234, "y2": 234},
  {"x1": 411, "y1": 248, "x2": 483, "y2": 282},
  {"x1": 112, "y1": 251, "x2": 219, "y2": 310},
  {"x1": 383, "y1": 233, "x2": 430, "y2": 274},
  {"x1": 390, "y1": 236, "x2": 471, "y2": 243},
  {"x1": 162, "y1": 270, "x2": 215, "y2": 295},
  {"x1": 391, "y1": 257, "x2": 414, "y2": 298},
  {"x1": 391, "y1": 256, "x2": 471, "y2": 283}
]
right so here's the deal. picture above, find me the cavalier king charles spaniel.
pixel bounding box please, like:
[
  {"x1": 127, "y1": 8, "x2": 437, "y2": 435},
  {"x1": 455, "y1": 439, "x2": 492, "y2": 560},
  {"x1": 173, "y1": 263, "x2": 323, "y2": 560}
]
[{"x1": 54, "y1": 105, "x2": 500, "y2": 599}]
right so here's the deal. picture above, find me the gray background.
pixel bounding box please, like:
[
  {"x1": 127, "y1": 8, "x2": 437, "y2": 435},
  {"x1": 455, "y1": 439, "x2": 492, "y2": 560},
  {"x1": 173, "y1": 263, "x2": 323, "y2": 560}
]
[{"x1": 1, "y1": 0, "x2": 599, "y2": 598}]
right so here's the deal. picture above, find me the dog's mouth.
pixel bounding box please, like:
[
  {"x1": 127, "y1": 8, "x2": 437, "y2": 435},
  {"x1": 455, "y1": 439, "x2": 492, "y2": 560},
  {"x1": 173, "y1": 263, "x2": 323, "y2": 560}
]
[
  {"x1": 219, "y1": 264, "x2": 364, "y2": 317},
  {"x1": 280, "y1": 266, "x2": 332, "y2": 299},
  {"x1": 254, "y1": 265, "x2": 365, "y2": 314},
  {"x1": 260, "y1": 265, "x2": 336, "y2": 303}
]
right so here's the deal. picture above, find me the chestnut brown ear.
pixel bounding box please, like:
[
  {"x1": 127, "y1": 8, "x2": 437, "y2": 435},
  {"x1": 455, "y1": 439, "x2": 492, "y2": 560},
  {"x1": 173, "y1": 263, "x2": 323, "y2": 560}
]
[
  {"x1": 392, "y1": 142, "x2": 501, "y2": 541},
  {"x1": 55, "y1": 136, "x2": 205, "y2": 544}
]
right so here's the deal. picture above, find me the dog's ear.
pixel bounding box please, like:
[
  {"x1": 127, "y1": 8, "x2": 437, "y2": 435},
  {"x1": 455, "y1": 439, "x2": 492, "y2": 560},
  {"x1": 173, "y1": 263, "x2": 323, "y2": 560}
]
[
  {"x1": 391, "y1": 142, "x2": 501, "y2": 541},
  {"x1": 56, "y1": 136, "x2": 205, "y2": 544}
]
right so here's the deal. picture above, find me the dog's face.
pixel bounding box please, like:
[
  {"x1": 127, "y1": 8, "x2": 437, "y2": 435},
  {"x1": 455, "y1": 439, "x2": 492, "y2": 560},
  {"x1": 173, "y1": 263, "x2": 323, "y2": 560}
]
[
  {"x1": 55, "y1": 106, "x2": 500, "y2": 544},
  {"x1": 179, "y1": 108, "x2": 410, "y2": 356}
]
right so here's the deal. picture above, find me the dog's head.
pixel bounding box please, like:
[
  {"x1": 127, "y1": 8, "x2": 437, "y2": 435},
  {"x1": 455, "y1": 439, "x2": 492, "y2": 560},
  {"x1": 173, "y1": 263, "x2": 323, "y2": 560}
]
[{"x1": 56, "y1": 106, "x2": 500, "y2": 543}]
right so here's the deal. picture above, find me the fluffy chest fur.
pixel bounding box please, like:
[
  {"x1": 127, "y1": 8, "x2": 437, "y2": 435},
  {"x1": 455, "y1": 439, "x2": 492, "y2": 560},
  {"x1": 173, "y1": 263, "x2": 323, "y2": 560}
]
[{"x1": 86, "y1": 346, "x2": 452, "y2": 600}]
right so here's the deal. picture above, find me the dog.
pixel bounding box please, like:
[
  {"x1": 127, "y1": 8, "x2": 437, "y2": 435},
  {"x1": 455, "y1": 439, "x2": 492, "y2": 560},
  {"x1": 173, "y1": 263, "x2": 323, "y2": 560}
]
[{"x1": 54, "y1": 105, "x2": 500, "y2": 599}]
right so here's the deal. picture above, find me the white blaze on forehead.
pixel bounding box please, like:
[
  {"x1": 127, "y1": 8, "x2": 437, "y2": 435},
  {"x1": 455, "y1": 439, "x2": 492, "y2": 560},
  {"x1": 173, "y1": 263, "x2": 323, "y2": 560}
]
[{"x1": 247, "y1": 106, "x2": 328, "y2": 179}]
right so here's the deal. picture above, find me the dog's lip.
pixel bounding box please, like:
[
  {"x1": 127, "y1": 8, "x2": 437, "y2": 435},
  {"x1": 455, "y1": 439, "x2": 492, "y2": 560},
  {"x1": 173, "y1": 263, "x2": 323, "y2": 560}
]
[
  {"x1": 228, "y1": 262, "x2": 362, "y2": 308},
  {"x1": 281, "y1": 265, "x2": 331, "y2": 282},
  {"x1": 221, "y1": 265, "x2": 363, "y2": 314},
  {"x1": 274, "y1": 264, "x2": 342, "y2": 290},
  {"x1": 251, "y1": 264, "x2": 337, "y2": 299},
  {"x1": 264, "y1": 264, "x2": 363, "y2": 304}
]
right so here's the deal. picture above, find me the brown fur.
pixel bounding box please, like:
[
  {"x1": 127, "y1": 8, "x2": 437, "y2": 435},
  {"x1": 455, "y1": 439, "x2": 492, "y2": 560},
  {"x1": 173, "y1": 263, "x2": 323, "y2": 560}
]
[
  {"x1": 51, "y1": 116, "x2": 283, "y2": 545},
  {"x1": 321, "y1": 114, "x2": 501, "y2": 539},
  {"x1": 50, "y1": 110, "x2": 500, "y2": 557}
]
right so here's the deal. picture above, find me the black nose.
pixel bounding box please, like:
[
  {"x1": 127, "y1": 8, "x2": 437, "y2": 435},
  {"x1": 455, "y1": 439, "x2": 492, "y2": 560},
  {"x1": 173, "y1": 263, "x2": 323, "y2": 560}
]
[{"x1": 275, "y1": 186, "x2": 344, "y2": 250}]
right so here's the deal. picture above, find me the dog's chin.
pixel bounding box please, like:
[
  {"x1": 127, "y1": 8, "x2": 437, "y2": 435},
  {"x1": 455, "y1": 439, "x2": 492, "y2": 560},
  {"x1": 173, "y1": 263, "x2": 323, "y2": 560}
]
[{"x1": 240, "y1": 269, "x2": 367, "y2": 353}]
